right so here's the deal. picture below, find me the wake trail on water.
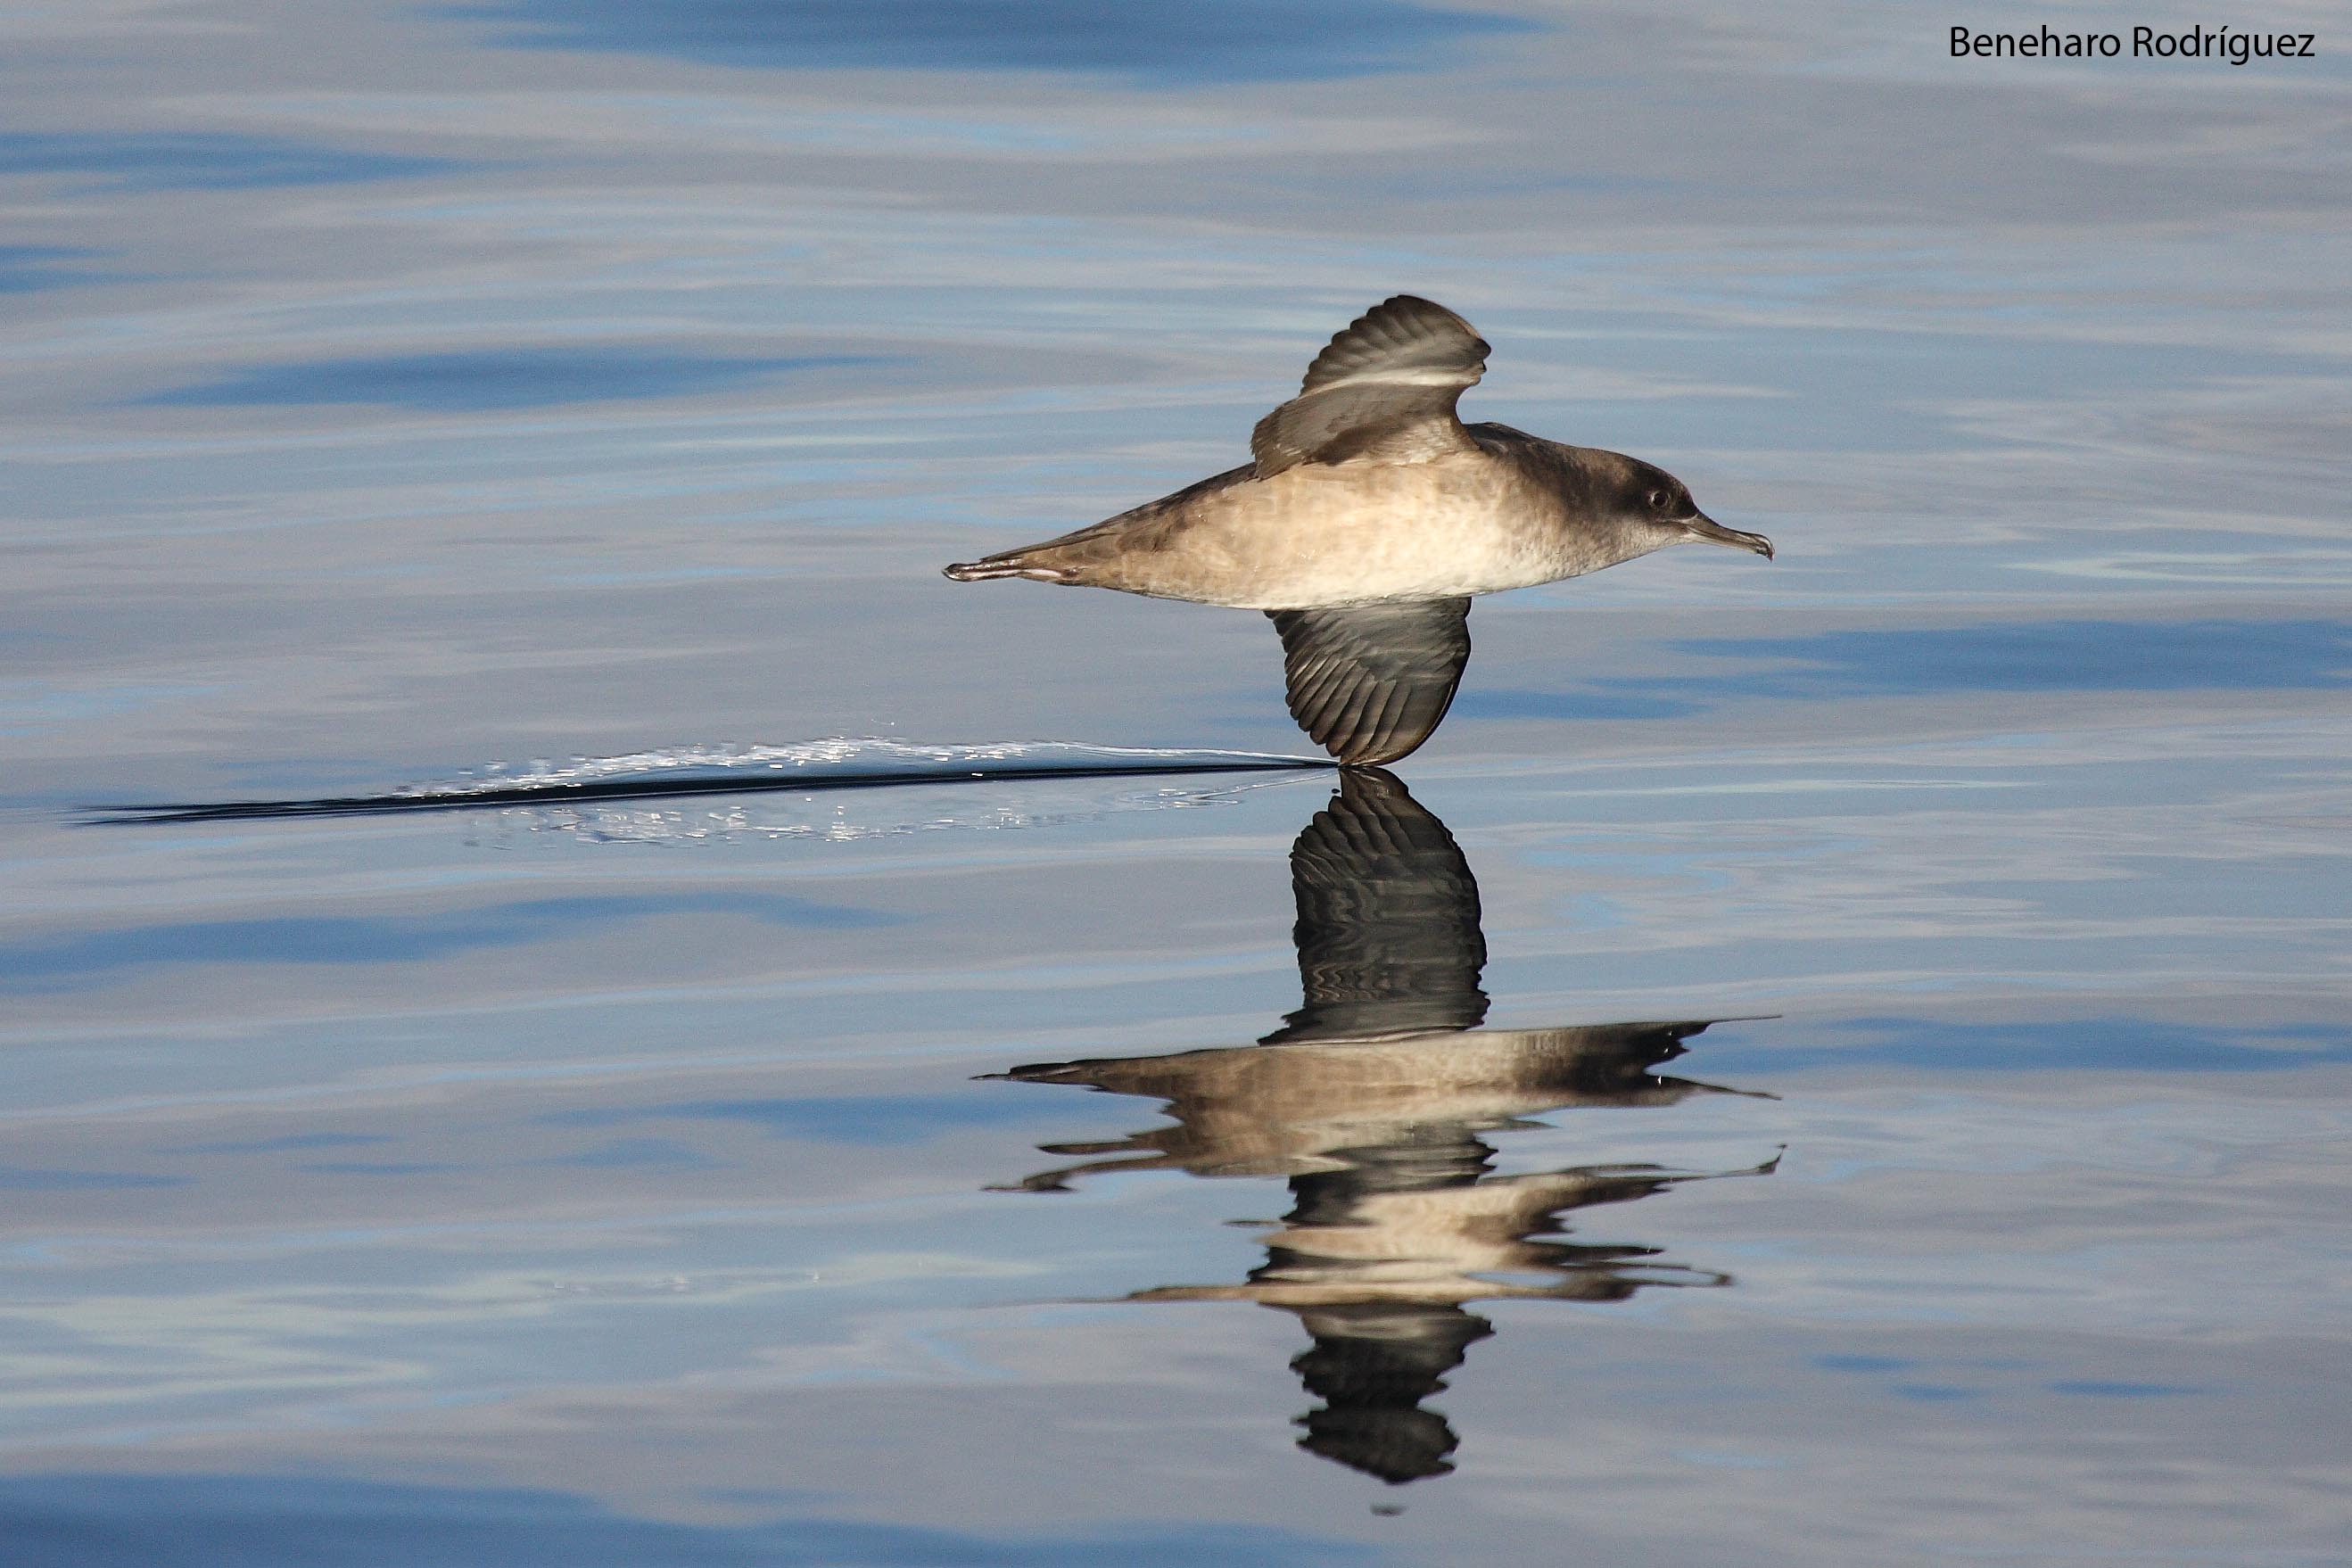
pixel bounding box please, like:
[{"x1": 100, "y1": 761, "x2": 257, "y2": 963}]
[{"x1": 84, "y1": 739, "x2": 1331, "y2": 825}]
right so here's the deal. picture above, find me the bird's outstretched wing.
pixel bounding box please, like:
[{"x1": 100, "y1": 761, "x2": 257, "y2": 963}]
[
  {"x1": 1250, "y1": 295, "x2": 1489, "y2": 476},
  {"x1": 1267, "y1": 598, "x2": 1471, "y2": 765}
]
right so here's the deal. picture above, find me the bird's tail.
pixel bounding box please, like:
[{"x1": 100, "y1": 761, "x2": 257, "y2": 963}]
[{"x1": 942, "y1": 553, "x2": 1070, "y2": 583}]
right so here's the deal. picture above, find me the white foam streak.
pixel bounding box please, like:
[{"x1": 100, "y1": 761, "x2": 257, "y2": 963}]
[
  {"x1": 399, "y1": 738, "x2": 1318, "y2": 846},
  {"x1": 403, "y1": 738, "x2": 1308, "y2": 798}
]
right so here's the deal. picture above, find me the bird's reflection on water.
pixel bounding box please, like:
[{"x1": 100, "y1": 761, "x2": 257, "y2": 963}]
[{"x1": 988, "y1": 770, "x2": 1778, "y2": 1486}]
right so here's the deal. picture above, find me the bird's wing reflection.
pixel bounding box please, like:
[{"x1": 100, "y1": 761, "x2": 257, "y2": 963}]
[
  {"x1": 986, "y1": 768, "x2": 1778, "y2": 1485},
  {"x1": 1264, "y1": 765, "x2": 1487, "y2": 1044}
]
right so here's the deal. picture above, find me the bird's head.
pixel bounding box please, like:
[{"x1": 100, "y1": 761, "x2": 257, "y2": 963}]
[{"x1": 1599, "y1": 454, "x2": 1774, "y2": 561}]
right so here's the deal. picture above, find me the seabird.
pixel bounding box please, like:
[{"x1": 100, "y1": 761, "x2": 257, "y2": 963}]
[{"x1": 945, "y1": 294, "x2": 1775, "y2": 764}]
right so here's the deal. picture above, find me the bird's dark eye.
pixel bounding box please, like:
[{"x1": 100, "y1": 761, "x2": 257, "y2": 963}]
[{"x1": 1646, "y1": 488, "x2": 1672, "y2": 511}]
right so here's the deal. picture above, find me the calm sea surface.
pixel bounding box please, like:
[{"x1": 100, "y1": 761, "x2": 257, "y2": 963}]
[{"x1": 4, "y1": 3, "x2": 2349, "y2": 1564}]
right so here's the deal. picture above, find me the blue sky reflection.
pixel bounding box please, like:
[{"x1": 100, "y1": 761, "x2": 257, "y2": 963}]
[
  {"x1": 0, "y1": 1473, "x2": 1374, "y2": 1568},
  {"x1": 1707, "y1": 1018, "x2": 2352, "y2": 1076},
  {"x1": 0, "y1": 890, "x2": 894, "y2": 992},
  {"x1": 0, "y1": 246, "x2": 107, "y2": 295},
  {"x1": 141, "y1": 349, "x2": 885, "y2": 412},
  {"x1": 451, "y1": 0, "x2": 1536, "y2": 86},
  {"x1": 1462, "y1": 619, "x2": 2352, "y2": 721},
  {"x1": 0, "y1": 132, "x2": 462, "y2": 192}
]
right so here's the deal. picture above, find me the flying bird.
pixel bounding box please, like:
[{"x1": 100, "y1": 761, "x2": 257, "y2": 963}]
[{"x1": 945, "y1": 295, "x2": 1773, "y2": 764}]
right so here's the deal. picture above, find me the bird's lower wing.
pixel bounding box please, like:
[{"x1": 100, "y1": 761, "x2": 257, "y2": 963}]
[{"x1": 1267, "y1": 598, "x2": 1472, "y2": 765}]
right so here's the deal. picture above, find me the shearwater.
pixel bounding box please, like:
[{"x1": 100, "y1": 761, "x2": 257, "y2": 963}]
[{"x1": 946, "y1": 295, "x2": 1774, "y2": 764}]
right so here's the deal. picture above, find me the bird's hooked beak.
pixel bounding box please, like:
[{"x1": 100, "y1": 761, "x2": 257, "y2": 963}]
[{"x1": 1683, "y1": 512, "x2": 1774, "y2": 560}]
